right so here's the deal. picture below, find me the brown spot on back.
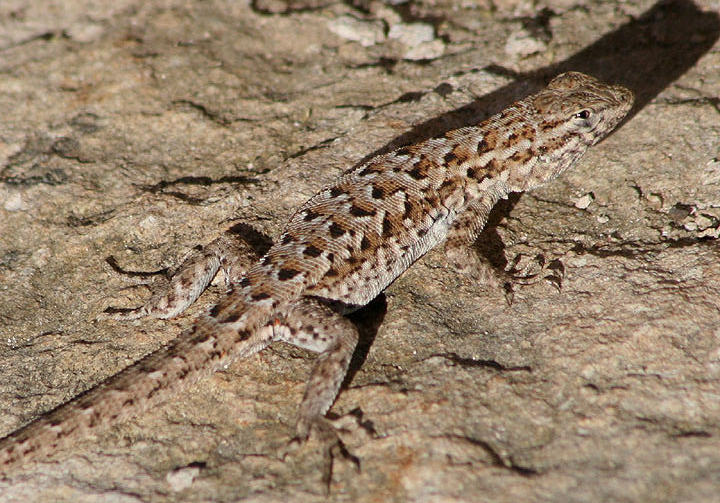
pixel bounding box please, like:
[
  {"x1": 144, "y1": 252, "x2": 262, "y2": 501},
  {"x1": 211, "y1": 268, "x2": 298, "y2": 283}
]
[
  {"x1": 304, "y1": 209, "x2": 320, "y2": 222},
  {"x1": 403, "y1": 197, "x2": 424, "y2": 220},
  {"x1": 520, "y1": 124, "x2": 536, "y2": 142},
  {"x1": 329, "y1": 221, "x2": 346, "y2": 238},
  {"x1": 406, "y1": 154, "x2": 438, "y2": 181},
  {"x1": 408, "y1": 162, "x2": 429, "y2": 180},
  {"x1": 477, "y1": 138, "x2": 490, "y2": 155},
  {"x1": 349, "y1": 203, "x2": 376, "y2": 217},
  {"x1": 504, "y1": 133, "x2": 522, "y2": 149},
  {"x1": 359, "y1": 162, "x2": 386, "y2": 177},
  {"x1": 382, "y1": 215, "x2": 396, "y2": 237},
  {"x1": 372, "y1": 176, "x2": 406, "y2": 198},
  {"x1": 483, "y1": 157, "x2": 503, "y2": 176},
  {"x1": 450, "y1": 143, "x2": 474, "y2": 166},
  {"x1": 426, "y1": 192, "x2": 441, "y2": 209},
  {"x1": 437, "y1": 177, "x2": 464, "y2": 203},
  {"x1": 278, "y1": 268, "x2": 301, "y2": 281},
  {"x1": 303, "y1": 244, "x2": 323, "y2": 257},
  {"x1": 466, "y1": 166, "x2": 483, "y2": 180},
  {"x1": 482, "y1": 129, "x2": 499, "y2": 151},
  {"x1": 360, "y1": 235, "x2": 372, "y2": 251},
  {"x1": 443, "y1": 151, "x2": 458, "y2": 164}
]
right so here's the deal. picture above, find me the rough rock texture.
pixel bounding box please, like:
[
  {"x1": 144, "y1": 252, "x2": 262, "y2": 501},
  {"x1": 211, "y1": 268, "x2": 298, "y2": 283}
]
[{"x1": 1, "y1": 0, "x2": 719, "y2": 501}]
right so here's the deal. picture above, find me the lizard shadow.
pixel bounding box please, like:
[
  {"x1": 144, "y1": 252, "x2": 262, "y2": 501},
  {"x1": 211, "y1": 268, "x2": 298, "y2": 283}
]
[
  {"x1": 345, "y1": 294, "x2": 387, "y2": 384},
  {"x1": 354, "y1": 0, "x2": 719, "y2": 163},
  {"x1": 350, "y1": 0, "x2": 719, "y2": 275}
]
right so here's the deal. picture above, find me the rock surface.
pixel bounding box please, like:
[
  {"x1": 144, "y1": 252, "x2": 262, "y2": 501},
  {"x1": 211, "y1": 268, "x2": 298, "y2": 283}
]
[{"x1": 1, "y1": 0, "x2": 719, "y2": 501}]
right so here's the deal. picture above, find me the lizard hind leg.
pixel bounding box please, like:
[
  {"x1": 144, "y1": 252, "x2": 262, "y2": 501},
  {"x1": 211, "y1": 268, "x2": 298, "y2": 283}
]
[
  {"x1": 272, "y1": 298, "x2": 360, "y2": 486},
  {"x1": 272, "y1": 298, "x2": 360, "y2": 439},
  {"x1": 102, "y1": 230, "x2": 263, "y2": 321}
]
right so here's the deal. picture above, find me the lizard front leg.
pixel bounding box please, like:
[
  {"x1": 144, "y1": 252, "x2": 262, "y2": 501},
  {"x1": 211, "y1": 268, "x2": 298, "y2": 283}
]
[
  {"x1": 443, "y1": 190, "x2": 504, "y2": 281},
  {"x1": 445, "y1": 190, "x2": 563, "y2": 298}
]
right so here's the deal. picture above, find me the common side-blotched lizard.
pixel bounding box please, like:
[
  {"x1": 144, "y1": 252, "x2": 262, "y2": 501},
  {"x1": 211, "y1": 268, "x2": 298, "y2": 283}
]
[{"x1": 0, "y1": 72, "x2": 633, "y2": 473}]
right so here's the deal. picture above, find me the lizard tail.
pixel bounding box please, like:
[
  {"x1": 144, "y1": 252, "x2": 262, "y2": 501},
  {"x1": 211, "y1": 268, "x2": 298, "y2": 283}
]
[{"x1": 0, "y1": 295, "x2": 275, "y2": 474}]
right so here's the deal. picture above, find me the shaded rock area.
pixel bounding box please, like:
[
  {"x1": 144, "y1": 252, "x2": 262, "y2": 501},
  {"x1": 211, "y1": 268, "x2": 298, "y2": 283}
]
[{"x1": 1, "y1": 0, "x2": 719, "y2": 501}]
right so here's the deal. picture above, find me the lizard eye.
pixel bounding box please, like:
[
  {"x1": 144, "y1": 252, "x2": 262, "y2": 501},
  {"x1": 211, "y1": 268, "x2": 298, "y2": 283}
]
[
  {"x1": 571, "y1": 108, "x2": 599, "y2": 132},
  {"x1": 574, "y1": 109, "x2": 592, "y2": 120}
]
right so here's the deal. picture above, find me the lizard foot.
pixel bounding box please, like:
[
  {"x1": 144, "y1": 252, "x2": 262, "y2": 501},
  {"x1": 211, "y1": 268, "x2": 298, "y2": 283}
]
[
  {"x1": 503, "y1": 253, "x2": 565, "y2": 304},
  {"x1": 96, "y1": 256, "x2": 172, "y2": 321},
  {"x1": 284, "y1": 416, "x2": 361, "y2": 494}
]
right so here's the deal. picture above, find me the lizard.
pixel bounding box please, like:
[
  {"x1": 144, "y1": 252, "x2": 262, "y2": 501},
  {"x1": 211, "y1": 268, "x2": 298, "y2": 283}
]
[{"x1": 0, "y1": 72, "x2": 633, "y2": 475}]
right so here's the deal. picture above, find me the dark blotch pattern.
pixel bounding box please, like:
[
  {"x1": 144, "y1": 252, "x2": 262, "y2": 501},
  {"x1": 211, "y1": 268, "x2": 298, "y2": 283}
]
[
  {"x1": 477, "y1": 138, "x2": 489, "y2": 154},
  {"x1": 349, "y1": 204, "x2": 376, "y2": 217},
  {"x1": 221, "y1": 313, "x2": 240, "y2": 323},
  {"x1": 278, "y1": 268, "x2": 301, "y2": 281},
  {"x1": 403, "y1": 199, "x2": 414, "y2": 219},
  {"x1": 359, "y1": 162, "x2": 385, "y2": 177},
  {"x1": 540, "y1": 118, "x2": 562, "y2": 131},
  {"x1": 408, "y1": 163, "x2": 428, "y2": 180},
  {"x1": 304, "y1": 210, "x2": 320, "y2": 222},
  {"x1": 510, "y1": 149, "x2": 533, "y2": 163},
  {"x1": 443, "y1": 151, "x2": 458, "y2": 164},
  {"x1": 329, "y1": 221, "x2": 346, "y2": 238},
  {"x1": 303, "y1": 244, "x2": 323, "y2": 257},
  {"x1": 382, "y1": 216, "x2": 394, "y2": 237},
  {"x1": 360, "y1": 236, "x2": 372, "y2": 251}
]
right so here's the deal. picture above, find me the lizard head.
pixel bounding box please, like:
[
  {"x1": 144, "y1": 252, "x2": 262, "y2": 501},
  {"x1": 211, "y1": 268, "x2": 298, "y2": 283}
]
[
  {"x1": 533, "y1": 71, "x2": 634, "y2": 147},
  {"x1": 502, "y1": 72, "x2": 633, "y2": 192}
]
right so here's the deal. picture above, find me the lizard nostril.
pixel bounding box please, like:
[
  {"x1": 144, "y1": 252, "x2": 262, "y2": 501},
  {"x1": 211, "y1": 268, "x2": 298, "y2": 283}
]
[{"x1": 618, "y1": 87, "x2": 634, "y2": 105}]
